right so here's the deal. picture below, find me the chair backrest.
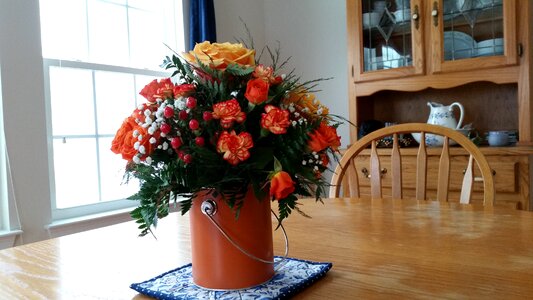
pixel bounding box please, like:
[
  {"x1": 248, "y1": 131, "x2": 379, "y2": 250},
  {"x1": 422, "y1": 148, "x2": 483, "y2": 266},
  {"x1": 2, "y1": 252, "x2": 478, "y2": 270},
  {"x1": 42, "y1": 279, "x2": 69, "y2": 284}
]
[{"x1": 329, "y1": 123, "x2": 495, "y2": 206}]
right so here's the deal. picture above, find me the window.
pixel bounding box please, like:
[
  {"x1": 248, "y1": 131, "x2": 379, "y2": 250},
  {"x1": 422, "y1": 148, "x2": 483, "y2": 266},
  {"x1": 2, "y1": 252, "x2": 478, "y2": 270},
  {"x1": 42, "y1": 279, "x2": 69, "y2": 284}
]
[{"x1": 39, "y1": 0, "x2": 185, "y2": 220}]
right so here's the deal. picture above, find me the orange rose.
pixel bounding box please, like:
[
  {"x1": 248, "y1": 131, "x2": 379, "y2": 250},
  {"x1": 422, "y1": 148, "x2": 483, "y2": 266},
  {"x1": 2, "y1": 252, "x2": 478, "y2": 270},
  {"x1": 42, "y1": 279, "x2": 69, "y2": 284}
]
[
  {"x1": 111, "y1": 116, "x2": 136, "y2": 157},
  {"x1": 308, "y1": 122, "x2": 341, "y2": 152},
  {"x1": 245, "y1": 78, "x2": 270, "y2": 104},
  {"x1": 212, "y1": 99, "x2": 246, "y2": 128},
  {"x1": 111, "y1": 118, "x2": 154, "y2": 161},
  {"x1": 270, "y1": 171, "x2": 295, "y2": 200},
  {"x1": 183, "y1": 41, "x2": 255, "y2": 70},
  {"x1": 216, "y1": 130, "x2": 254, "y2": 165},
  {"x1": 261, "y1": 105, "x2": 290, "y2": 134}
]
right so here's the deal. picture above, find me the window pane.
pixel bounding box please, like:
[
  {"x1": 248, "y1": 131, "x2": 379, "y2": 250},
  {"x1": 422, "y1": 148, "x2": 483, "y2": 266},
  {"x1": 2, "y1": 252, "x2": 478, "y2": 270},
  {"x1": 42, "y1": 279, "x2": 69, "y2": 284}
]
[
  {"x1": 98, "y1": 137, "x2": 138, "y2": 201},
  {"x1": 53, "y1": 138, "x2": 99, "y2": 209},
  {"x1": 49, "y1": 67, "x2": 95, "y2": 136},
  {"x1": 102, "y1": 0, "x2": 126, "y2": 4},
  {"x1": 95, "y1": 71, "x2": 135, "y2": 135},
  {"x1": 129, "y1": 8, "x2": 169, "y2": 69},
  {"x1": 162, "y1": 0, "x2": 185, "y2": 53},
  {"x1": 127, "y1": 0, "x2": 156, "y2": 10},
  {"x1": 40, "y1": 0, "x2": 88, "y2": 61},
  {"x1": 87, "y1": 1, "x2": 129, "y2": 66}
]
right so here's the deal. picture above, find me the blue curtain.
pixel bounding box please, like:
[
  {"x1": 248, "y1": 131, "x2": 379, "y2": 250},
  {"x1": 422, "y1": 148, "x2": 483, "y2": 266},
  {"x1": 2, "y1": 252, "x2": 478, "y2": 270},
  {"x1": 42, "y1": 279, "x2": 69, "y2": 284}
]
[{"x1": 189, "y1": 0, "x2": 217, "y2": 50}]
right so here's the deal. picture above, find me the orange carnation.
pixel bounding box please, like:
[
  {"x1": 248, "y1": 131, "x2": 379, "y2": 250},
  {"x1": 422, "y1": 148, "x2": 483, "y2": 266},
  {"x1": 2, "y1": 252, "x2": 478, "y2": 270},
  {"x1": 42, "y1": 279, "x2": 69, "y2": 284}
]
[
  {"x1": 139, "y1": 78, "x2": 174, "y2": 103},
  {"x1": 252, "y1": 64, "x2": 277, "y2": 83},
  {"x1": 212, "y1": 99, "x2": 246, "y2": 128},
  {"x1": 308, "y1": 122, "x2": 341, "y2": 152},
  {"x1": 216, "y1": 130, "x2": 254, "y2": 165},
  {"x1": 270, "y1": 171, "x2": 295, "y2": 200},
  {"x1": 245, "y1": 78, "x2": 270, "y2": 105},
  {"x1": 261, "y1": 105, "x2": 290, "y2": 134},
  {"x1": 173, "y1": 84, "x2": 195, "y2": 97}
]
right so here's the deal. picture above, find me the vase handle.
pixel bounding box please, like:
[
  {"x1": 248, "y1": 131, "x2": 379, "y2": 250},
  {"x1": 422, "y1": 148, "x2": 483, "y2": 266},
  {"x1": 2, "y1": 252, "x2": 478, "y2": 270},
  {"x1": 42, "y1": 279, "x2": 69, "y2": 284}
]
[{"x1": 201, "y1": 199, "x2": 290, "y2": 271}]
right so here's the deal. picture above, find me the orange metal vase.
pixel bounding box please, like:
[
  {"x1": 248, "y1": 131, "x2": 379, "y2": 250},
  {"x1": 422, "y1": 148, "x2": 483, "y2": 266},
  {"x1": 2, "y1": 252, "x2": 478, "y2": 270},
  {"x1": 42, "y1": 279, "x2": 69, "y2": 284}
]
[{"x1": 189, "y1": 188, "x2": 275, "y2": 290}]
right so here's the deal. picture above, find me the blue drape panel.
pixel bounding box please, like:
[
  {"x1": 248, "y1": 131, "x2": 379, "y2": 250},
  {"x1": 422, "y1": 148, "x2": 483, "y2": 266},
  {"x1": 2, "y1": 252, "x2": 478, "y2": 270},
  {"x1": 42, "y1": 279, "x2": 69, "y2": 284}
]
[{"x1": 189, "y1": 0, "x2": 217, "y2": 50}]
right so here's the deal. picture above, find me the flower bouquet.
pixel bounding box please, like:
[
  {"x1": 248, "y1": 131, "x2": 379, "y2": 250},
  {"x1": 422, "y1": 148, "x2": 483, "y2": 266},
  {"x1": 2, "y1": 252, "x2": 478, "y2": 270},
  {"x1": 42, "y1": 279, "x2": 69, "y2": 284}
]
[{"x1": 111, "y1": 41, "x2": 342, "y2": 237}]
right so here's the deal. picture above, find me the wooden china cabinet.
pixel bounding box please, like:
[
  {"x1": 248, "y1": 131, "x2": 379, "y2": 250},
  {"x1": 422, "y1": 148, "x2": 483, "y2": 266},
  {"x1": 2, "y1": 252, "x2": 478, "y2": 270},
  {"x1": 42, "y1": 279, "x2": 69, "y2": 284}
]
[{"x1": 346, "y1": 0, "x2": 533, "y2": 209}]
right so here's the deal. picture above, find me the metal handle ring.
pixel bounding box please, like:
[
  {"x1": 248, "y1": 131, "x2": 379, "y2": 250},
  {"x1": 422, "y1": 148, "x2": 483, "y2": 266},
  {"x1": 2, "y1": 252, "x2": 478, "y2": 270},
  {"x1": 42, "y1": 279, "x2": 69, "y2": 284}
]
[{"x1": 201, "y1": 199, "x2": 290, "y2": 271}]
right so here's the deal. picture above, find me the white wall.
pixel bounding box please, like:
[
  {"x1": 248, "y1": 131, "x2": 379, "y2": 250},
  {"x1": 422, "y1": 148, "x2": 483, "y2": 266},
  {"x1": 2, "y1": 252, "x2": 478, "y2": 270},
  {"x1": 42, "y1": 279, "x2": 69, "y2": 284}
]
[
  {"x1": 215, "y1": 0, "x2": 350, "y2": 145},
  {"x1": 0, "y1": 0, "x2": 52, "y2": 244},
  {"x1": 214, "y1": 0, "x2": 266, "y2": 50}
]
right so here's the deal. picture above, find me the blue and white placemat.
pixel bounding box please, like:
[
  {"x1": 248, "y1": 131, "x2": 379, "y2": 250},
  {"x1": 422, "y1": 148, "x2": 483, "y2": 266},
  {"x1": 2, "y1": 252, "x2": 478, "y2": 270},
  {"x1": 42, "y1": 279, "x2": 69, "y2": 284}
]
[{"x1": 131, "y1": 256, "x2": 332, "y2": 299}]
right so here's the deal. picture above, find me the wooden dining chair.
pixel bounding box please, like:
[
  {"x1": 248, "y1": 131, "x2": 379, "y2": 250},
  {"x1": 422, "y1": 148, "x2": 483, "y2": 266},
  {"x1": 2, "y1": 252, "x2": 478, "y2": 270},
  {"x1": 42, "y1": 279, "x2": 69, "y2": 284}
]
[{"x1": 329, "y1": 123, "x2": 495, "y2": 206}]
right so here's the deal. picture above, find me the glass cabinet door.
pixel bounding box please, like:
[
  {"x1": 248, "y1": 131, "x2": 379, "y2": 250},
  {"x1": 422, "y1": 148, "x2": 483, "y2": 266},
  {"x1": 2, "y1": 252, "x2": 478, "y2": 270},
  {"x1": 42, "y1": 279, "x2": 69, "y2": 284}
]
[
  {"x1": 442, "y1": 0, "x2": 503, "y2": 61},
  {"x1": 432, "y1": 0, "x2": 516, "y2": 73},
  {"x1": 361, "y1": 0, "x2": 413, "y2": 72}
]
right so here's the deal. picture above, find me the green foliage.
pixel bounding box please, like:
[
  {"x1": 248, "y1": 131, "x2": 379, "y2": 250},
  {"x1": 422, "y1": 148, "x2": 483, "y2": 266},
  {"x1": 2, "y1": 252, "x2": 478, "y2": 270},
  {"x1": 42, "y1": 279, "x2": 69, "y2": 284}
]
[
  {"x1": 276, "y1": 195, "x2": 298, "y2": 227},
  {"x1": 225, "y1": 63, "x2": 254, "y2": 76}
]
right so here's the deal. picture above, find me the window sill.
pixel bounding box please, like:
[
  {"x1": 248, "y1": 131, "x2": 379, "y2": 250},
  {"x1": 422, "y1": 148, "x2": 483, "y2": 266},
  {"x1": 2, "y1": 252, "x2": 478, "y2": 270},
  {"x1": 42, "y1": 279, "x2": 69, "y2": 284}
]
[
  {"x1": 46, "y1": 208, "x2": 134, "y2": 238},
  {"x1": 0, "y1": 230, "x2": 23, "y2": 250},
  {"x1": 46, "y1": 205, "x2": 181, "y2": 238}
]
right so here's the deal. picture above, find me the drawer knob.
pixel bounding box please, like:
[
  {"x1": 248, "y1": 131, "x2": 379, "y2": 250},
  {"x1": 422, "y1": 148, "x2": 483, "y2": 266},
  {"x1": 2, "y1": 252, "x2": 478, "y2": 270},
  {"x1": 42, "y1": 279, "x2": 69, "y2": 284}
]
[{"x1": 361, "y1": 167, "x2": 387, "y2": 179}]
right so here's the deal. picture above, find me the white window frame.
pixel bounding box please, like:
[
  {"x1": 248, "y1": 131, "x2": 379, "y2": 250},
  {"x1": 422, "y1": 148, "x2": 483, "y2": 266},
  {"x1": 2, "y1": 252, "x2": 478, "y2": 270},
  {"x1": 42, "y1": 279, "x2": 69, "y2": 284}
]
[
  {"x1": 39, "y1": 0, "x2": 185, "y2": 223},
  {"x1": 0, "y1": 68, "x2": 23, "y2": 249},
  {"x1": 0, "y1": 0, "x2": 189, "y2": 245},
  {"x1": 43, "y1": 59, "x2": 170, "y2": 221}
]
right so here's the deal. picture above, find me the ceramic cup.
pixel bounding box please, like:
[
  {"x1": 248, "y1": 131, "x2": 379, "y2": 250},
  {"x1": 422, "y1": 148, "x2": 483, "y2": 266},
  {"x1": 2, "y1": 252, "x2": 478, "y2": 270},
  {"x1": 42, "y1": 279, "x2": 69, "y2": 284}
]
[{"x1": 487, "y1": 130, "x2": 509, "y2": 146}]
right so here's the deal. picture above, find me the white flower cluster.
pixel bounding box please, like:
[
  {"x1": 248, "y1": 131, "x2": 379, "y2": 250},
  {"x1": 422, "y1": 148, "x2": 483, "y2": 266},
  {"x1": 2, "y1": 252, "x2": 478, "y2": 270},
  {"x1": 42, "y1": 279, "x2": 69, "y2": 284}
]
[
  {"x1": 129, "y1": 96, "x2": 187, "y2": 165},
  {"x1": 286, "y1": 103, "x2": 309, "y2": 127},
  {"x1": 301, "y1": 151, "x2": 322, "y2": 172}
]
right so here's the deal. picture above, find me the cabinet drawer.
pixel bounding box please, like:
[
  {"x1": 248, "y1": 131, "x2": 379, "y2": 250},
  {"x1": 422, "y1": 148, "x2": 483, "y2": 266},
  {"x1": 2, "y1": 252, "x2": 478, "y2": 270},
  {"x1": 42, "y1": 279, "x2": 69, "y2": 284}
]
[{"x1": 353, "y1": 155, "x2": 517, "y2": 193}]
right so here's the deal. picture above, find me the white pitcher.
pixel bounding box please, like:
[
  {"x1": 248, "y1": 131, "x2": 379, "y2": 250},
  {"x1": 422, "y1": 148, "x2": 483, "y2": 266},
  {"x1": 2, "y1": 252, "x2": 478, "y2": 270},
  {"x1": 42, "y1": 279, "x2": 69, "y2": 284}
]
[{"x1": 426, "y1": 101, "x2": 464, "y2": 129}]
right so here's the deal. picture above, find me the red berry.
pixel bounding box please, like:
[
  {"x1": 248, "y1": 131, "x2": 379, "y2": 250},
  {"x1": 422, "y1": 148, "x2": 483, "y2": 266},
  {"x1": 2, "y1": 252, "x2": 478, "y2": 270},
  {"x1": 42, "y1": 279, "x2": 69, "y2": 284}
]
[
  {"x1": 189, "y1": 119, "x2": 200, "y2": 130},
  {"x1": 163, "y1": 106, "x2": 174, "y2": 118},
  {"x1": 195, "y1": 137, "x2": 205, "y2": 147},
  {"x1": 160, "y1": 123, "x2": 171, "y2": 134},
  {"x1": 183, "y1": 154, "x2": 193, "y2": 164},
  {"x1": 171, "y1": 137, "x2": 182, "y2": 149},
  {"x1": 178, "y1": 110, "x2": 188, "y2": 120},
  {"x1": 203, "y1": 111, "x2": 213, "y2": 121},
  {"x1": 186, "y1": 97, "x2": 197, "y2": 109}
]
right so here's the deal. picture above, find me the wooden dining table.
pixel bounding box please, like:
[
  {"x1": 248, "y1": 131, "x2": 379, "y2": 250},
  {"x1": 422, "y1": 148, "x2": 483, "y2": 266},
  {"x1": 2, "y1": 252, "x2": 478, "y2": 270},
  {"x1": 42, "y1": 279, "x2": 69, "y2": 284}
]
[{"x1": 1, "y1": 197, "x2": 533, "y2": 299}]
